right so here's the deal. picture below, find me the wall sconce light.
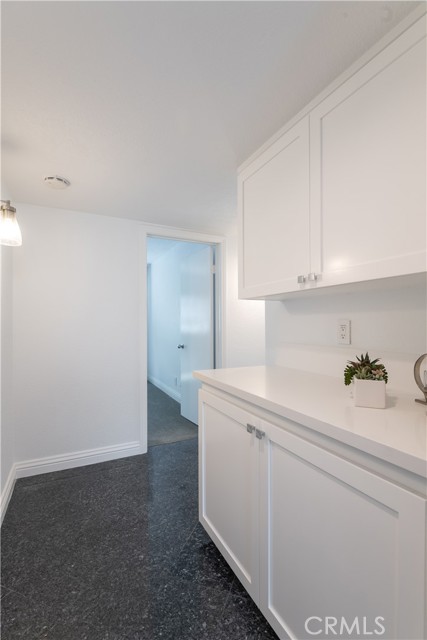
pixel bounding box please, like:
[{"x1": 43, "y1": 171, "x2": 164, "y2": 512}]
[{"x1": 0, "y1": 200, "x2": 22, "y2": 246}]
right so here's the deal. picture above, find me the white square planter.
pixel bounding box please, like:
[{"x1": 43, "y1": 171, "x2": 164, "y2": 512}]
[{"x1": 354, "y1": 379, "x2": 386, "y2": 409}]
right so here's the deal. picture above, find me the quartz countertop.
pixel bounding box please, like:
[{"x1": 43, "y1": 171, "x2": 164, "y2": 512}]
[{"x1": 194, "y1": 366, "x2": 427, "y2": 478}]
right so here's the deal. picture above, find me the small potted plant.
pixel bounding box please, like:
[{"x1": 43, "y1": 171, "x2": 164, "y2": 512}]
[{"x1": 344, "y1": 353, "x2": 388, "y2": 409}]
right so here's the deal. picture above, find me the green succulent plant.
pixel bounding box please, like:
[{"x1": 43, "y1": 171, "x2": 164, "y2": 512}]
[{"x1": 344, "y1": 352, "x2": 388, "y2": 386}]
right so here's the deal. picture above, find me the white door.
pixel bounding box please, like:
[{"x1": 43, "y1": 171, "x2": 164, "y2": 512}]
[{"x1": 179, "y1": 244, "x2": 214, "y2": 424}]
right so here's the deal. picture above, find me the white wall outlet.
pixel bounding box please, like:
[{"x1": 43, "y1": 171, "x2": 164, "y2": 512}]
[
  {"x1": 174, "y1": 377, "x2": 178, "y2": 387},
  {"x1": 337, "y1": 319, "x2": 351, "y2": 345}
]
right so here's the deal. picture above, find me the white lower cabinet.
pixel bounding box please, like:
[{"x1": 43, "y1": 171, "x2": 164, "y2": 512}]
[{"x1": 199, "y1": 390, "x2": 427, "y2": 640}]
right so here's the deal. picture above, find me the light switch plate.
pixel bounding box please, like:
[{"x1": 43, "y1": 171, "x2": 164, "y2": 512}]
[{"x1": 337, "y1": 319, "x2": 351, "y2": 345}]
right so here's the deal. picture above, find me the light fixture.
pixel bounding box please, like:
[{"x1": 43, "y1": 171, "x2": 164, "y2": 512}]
[
  {"x1": 44, "y1": 175, "x2": 70, "y2": 189},
  {"x1": 0, "y1": 200, "x2": 22, "y2": 247}
]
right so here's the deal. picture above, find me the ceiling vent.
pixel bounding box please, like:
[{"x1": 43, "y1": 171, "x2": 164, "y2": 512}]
[{"x1": 44, "y1": 175, "x2": 70, "y2": 189}]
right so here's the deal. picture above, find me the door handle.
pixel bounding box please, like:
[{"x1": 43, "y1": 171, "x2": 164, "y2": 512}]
[{"x1": 177, "y1": 344, "x2": 185, "y2": 349}]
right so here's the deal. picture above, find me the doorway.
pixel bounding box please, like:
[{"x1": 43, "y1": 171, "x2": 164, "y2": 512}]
[{"x1": 146, "y1": 235, "x2": 221, "y2": 446}]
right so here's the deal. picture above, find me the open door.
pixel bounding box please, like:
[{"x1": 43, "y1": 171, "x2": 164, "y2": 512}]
[{"x1": 179, "y1": 244, "x2": 214, "y2": 424}]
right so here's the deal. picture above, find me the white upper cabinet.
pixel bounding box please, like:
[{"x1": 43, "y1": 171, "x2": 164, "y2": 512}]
[
  {"x1": 238, "y1": 117, "x2": 310, "y2": 298},
  {"x1": 238, "y1": 15, "x2": 426, "y2": 299},
  {"x1": 310, "y1": 19, "x2": 426, "y2": 289}
]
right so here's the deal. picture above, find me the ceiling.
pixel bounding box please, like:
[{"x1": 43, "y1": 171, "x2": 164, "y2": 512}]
[{"x1": 1, "y1": 1, "x2": 420, "y2": 234}]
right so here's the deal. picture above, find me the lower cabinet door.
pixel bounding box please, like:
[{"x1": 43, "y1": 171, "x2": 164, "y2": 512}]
[
  {"x1": 198, "y1": 391, "x2": 260, "y2": 602},
  {"x1": 259, "y1": 420, "x2": 426, "y2": 640}
]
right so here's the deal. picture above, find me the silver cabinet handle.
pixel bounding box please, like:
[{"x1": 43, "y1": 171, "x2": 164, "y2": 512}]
[
  {"x1": 177, "y1": 344, "x2": 185, "y2": 349},
  {"x1": 297, "y1": 275, "x2": 306, "y2": 284},
  {"x1": 255, "y1": 428, "x2": 265, "y2": 440},
  {"x1": 308, "y1": 272, "x2": 317, "y2": 281},
  {"x1": 246, "y1": 424, "x2": 255, "y2": 434}
]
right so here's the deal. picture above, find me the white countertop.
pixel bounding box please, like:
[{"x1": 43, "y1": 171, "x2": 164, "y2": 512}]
[{"x1": 194, "y1": 366, "x2": 427, "y2": 478}]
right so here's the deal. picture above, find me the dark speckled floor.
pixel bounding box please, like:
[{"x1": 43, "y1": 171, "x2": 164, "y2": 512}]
[
  {"x1": 1, "y1": 439, "x2": 278, "y2": 639},
  {"x1": 147, "y1": 382, "x2": 198, "y2": 446}
]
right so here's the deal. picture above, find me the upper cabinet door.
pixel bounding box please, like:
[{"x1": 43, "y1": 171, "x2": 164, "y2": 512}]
[
  {"x1": 238, "y1": 117, "x2": 310, "y2": 299},
  {"x1": 310, "y1": 19, "x2": 426, "y2": 288}
]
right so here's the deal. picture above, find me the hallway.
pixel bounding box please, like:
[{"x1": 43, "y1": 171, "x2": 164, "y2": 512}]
[{"x1": 147, "y1": 382, "x2": 198, "y2": 447}]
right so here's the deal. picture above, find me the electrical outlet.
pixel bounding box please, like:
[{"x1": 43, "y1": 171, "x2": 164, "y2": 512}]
[
  {"x1": 337, "y1": 319, "x2": 351, "y2": 345},
  {"x1": 174, "y1": 377, "x2": 178, "y2": 387}
]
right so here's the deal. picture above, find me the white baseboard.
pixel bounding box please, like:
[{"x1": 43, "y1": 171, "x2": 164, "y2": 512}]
[
  {"x1": 148, "y1": 375, "x2": 181, "y2": 403},
  {"x1": 1, "y1": 441, "x2": 143, "y2": 524},
  {"x1": 0, "y1": 463, "x2": 17, "y2": 525},
  {"x1": 15, "y1": 441, "x2": 144, "y2": 479}
]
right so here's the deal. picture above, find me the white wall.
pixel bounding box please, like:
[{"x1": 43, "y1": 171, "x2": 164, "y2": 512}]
[
  {"x1": 1, "y1": 205, "x2": 266, "y2": 489},
  {"x1": 266, "y1": 280, "x2": 427, "y2": 395},
  {"x1": 224, "y1": 230, "x2": 265, "y2": 368},
  {"x1": 11, "y1": 204, "x2": 142, "y2": 471},
  {"x1": 147, "y1": 240, "x2": 207, "y2": 401},
  {"x1": 1, "y1": 246, "x2": 15, "y2": 515}
]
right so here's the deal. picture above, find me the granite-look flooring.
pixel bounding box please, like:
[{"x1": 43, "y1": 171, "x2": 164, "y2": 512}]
[
  {"x1": 148, "y1": 382, "x2": 198, "y2": 446},
  {"x1": 1, "y1": 438, "x2": 279, "y2": 640}
]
